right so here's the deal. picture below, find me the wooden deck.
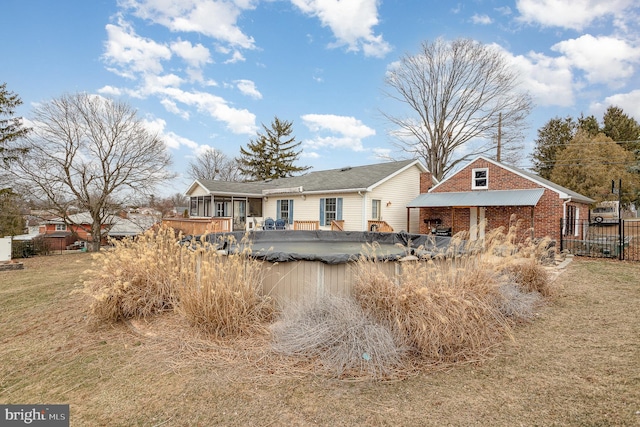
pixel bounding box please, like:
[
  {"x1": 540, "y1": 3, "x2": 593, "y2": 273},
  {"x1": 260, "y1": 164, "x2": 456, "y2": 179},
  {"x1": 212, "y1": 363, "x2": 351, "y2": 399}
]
[{"x1": 161, "y1": 217, "x2": 232, "y2": 235}]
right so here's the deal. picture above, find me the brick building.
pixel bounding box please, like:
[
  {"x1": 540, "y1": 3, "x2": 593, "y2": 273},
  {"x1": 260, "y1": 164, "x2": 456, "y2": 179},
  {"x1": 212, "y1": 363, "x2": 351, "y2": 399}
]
[{"x1": 407, "y1": 156, "x2": 595, "y2": 243}]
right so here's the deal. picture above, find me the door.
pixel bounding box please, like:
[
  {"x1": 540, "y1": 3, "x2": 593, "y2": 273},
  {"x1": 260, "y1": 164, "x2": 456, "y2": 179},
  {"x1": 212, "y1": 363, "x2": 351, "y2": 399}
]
[
  {"x1": 233, "y1": 200, "x2": 246, "y2": 231},
  {"x1": 469, "y1": 207, "x2": 486, "y2": 241}
]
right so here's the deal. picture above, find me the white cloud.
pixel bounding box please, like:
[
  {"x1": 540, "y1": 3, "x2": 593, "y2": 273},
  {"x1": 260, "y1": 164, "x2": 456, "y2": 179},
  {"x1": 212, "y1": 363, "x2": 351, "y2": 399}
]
[
  {"x1": 97, "y1": 85, "x2": 123, "y2": 96},
  {"x1": 223, "y1": 50, "x2": 246, "y2": 64},
  {"x1": 290, "y1": 0, "x2": 391, "y2": 57},
  {"x1": 301, "y1": 114, "x2": 376, "y2": 151},
  {"x1": 551, "y1": 35, "x2": 640, "y2": 87},
  {"x1": 160, "y1": 99, "x2": 190, "y2": 120},
  {"x1": 103, "y1": 20, "x2": 172, "y2": 77},
  {"x1": 235, "y1": 80, "x2": 262, "y2": 99},
  {"x1": 515, "y1": 0, "x2": 635, "y2": 30},
  {"x1": 170, "y1": 39, "x2": 212, "y2": 68},
  {"x1": 121, "y1": 0, "x2": 257, "y2": 49},
  {"x1": 142, "y1": 117, "x2": 199, "y2": 150},
  {"x1": 160, "y1": 87, "x2": 257, "y2": 134},
  {"x1": 494, "y1": 45, "x2": 575, "y2": 107},
  {"x1": 591, "y1": 89, "x2": 640, "y2": 120},
  {"x1": 471, "y1": 14, "x2": 493, "y2": 25}
]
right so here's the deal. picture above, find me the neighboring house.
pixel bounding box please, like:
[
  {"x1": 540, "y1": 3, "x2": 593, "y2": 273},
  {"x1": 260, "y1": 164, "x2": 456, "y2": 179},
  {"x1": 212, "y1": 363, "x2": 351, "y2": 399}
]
[
  {"x1": 107, "y1": 214, "x2": 159, "y2": 240},
  {"x1": 184, "y1": 159, "x2": 434, "y2": 233},
  {"x1": 38, "y1": 212, "x2": 113, "y2": 250},
  {"x1": 407, "y1": 156, "x2": 595, "y2": 243}
]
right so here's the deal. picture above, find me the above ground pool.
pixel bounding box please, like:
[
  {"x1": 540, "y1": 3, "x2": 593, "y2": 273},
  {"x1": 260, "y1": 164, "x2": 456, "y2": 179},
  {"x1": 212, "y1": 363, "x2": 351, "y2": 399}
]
[
  {"x1": 185, "y1": 230, "x2": 452, "y2": 305},
  {"x1": 200, "y1": 230, "x2": 451, "y2": 264}
]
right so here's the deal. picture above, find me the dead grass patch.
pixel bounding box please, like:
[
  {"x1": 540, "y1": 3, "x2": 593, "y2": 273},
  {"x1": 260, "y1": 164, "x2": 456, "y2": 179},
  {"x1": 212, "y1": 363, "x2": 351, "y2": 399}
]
[{"x1": 1, "y1": 253, "x2": 639, "y2": 425}]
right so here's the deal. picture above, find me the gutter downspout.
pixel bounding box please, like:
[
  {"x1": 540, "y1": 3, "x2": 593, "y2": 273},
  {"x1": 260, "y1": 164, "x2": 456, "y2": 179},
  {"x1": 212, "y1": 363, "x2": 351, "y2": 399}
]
[
  {"x1": 358, "y1": 191, "x2": 366, "y2": 231},
  {"x1": 561, "y1": 198, "x2": 570, "y2": 251}
]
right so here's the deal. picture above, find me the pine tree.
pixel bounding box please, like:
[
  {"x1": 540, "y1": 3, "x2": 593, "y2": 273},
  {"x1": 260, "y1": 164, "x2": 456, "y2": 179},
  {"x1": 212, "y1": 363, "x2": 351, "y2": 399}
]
[
  {"x1": 531, "y1": 116, "x2": 576, "y2": 180},
  {"x1": 0, "y1": 189, "x2": 26, "y2": 237},
  {"x1": 239, "y1": 117, "x2": 310, "y2": 181},
  {"x1": 0, "y1": 83, "x2": 30, "y2": 167},
  {"x1": 602, "y1": 105, "x2": 640, "y2": 153}
]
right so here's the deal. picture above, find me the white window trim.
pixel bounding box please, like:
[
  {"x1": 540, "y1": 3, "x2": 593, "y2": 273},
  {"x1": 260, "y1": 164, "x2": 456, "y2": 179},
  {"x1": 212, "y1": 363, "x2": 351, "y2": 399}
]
[{"x1": 472, "y1": 167, "x2": 489, "y2": 190}]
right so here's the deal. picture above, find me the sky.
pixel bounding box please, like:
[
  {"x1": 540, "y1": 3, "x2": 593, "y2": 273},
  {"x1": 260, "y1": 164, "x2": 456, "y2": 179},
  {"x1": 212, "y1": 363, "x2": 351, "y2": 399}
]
[{"x1": 2, "y1": 0, "x2": 640, "y2": 196}]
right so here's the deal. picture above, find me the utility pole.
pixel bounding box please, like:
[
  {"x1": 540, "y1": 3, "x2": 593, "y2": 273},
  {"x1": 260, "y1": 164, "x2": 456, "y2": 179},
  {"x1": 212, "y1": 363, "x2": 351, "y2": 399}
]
[{"x1": 496, "y1": 112, "x2": 502, "y2": 162}]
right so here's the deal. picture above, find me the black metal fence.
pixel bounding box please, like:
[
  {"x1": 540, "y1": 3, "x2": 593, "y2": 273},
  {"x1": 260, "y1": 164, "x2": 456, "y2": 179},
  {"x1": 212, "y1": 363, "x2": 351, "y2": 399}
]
[{"x1": 560, "y1": 218, "x2": 640, "y2": 261}]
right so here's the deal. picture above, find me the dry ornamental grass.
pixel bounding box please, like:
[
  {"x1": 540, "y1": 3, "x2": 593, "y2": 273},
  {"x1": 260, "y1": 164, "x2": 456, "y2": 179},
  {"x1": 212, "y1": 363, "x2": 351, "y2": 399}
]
[{"x1": 82, "y1": 218, "x2": 558, "y2": 378}]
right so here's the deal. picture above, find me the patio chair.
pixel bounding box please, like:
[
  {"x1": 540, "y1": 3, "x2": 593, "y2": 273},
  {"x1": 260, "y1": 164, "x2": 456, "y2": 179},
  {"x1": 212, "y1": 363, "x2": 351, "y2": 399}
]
[
  {"x1": 263, "y1": 217, "x2": 275, "y2": 230},
  {"x1": 275, "y1": 218, "x2": 286, "y2": 230}
]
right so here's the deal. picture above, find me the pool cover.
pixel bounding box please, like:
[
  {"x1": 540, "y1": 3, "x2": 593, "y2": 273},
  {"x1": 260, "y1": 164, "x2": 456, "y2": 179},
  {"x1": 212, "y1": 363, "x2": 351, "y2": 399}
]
[{"x1": 185, "y1": 230, "x2": 453, "y2": 264}]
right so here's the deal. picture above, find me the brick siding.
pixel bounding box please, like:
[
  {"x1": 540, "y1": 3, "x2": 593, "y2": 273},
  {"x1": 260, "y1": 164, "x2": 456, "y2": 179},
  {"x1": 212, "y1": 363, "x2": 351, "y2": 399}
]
[{"x1": 418, "y1": 158, "x2": 591, "y2": 242}]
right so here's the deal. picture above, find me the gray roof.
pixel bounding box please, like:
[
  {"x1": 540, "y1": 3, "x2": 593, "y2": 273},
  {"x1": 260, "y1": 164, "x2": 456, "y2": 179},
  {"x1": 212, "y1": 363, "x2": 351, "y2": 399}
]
[
  {"x1": 427, "y1": 156, "x2": 596, "y2": 205},
  {"x1": 506, "y1": 164, "x2": 595, "y2": 204},
  {"x1": 108, "y1": 215, "x2": 159, "y2": 237},
  {"x1": 192, "y1": 159, "x2": 426, "y2": 196},
  {"x1": 407, "y1": 188, "x2": 545, "y2": 208}
]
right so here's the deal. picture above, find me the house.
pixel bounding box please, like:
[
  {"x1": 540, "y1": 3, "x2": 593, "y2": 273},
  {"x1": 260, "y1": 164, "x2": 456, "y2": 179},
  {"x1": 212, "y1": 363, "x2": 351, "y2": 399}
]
[
  {"x1": 107, "y1": 214, "x2": 160, "y2": 240},
  {"x1": 407, "y1": 156, "x2": 595, "y2": 243},
  {"x1": 183, "y1": 159, "x2": 434, "y2": 233},
  {"x1": 38, "y1": 212, "x2": 114, "y2": 250}
]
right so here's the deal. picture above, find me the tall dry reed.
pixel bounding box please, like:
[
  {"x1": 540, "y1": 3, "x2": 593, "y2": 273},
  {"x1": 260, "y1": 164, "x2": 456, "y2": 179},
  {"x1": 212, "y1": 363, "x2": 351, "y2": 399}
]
[
  {"x1": 84, "y1": 228, "x2": 274, "y2": 338},
  {"x1": 352, "y1": 218, "x2": 552, "y2": 364},
  {"x1": 176, "y1": 235, "x2": 275, "y2": 337},
  {"x1": 84, "y1": 226, "x2": 182, "y2": 321}
]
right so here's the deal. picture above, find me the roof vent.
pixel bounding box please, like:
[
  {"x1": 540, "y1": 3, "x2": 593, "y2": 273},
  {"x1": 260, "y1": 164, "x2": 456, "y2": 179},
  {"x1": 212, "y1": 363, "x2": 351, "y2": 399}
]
[{"x1": 340, "y1": 166, "x2": 352, "y2": 172}]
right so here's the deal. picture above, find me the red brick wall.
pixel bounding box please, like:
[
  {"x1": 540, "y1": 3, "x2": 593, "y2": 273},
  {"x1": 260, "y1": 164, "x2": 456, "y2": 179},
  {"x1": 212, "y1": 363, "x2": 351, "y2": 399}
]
[
  {"x1": 420, "y1": 172, "x2": 433, "y2": 193},
  {"x1": 419, "y1": 158, "x2": 591, "y2": 242}
]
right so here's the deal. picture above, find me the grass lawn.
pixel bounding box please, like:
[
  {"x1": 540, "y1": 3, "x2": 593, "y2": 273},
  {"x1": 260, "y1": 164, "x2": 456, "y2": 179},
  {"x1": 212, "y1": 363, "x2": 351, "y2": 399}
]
[{"x1": 1, "y1": 252, "x2": 639, "y2": 426}]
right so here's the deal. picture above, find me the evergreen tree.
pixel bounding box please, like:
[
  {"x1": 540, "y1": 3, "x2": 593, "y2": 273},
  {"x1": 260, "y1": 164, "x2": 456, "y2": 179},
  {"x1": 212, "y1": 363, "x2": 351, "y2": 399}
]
[
  {"x1": 0, "y1": 189, "x2": 26, "y2": 237},
  {"x1": 602, "y1": 105, "x2": 640, "y2": 153},
  {"x1": 550, "y1": 131, "x2": 640, "y2": 204},
  {"x1": 239, "y1": 117, "x2": 310, "y2": 181},
  {"x1": 577, "y1": 114, "x2": 600, "y2": 136},
  {"x1": 0, "y1": 83, "x2": 30, "y2": 167},
  {"x1": 531, "y1": 117, "x2": 576, "y2": 180}
]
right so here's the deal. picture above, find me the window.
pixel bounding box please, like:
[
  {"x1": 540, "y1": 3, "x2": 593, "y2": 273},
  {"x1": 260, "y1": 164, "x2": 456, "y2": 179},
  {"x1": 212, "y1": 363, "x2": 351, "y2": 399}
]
[
  {"x1": 189, "y1": 196, "x2": 212, "y2": 217},
  {"x1": 277, "y1": 199, "x2": 294, "y2": 224},
  {"x1": 372, "y1": 199, "x2": 381, "y2": 220},
  {"x1": 472, "y1": 168, "x2": 488, "y2": 189},
  {"x1": 319, "y1": 197, "x2": 343, "y2": 226},
  {"x1": 55, "y1": 224, "x2": 67, "y2": 231}
]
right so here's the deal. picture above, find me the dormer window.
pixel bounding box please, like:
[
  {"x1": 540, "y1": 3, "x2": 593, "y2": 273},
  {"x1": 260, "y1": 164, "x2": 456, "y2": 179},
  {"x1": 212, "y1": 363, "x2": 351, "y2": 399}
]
[{"x1": 472, "y1": 168, "x2": 488, "y2": 189}]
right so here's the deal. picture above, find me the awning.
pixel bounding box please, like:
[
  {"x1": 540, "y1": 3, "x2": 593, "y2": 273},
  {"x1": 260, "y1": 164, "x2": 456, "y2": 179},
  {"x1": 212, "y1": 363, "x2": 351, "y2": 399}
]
[{"x1": 407, "y1": 188, "x2": 545, "y2": 208}]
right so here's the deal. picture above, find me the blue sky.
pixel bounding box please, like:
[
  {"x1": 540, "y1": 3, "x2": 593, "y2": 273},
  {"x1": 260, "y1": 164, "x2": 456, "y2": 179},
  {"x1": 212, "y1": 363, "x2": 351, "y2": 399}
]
[{"x1": 2, "y1": 0, "x2": 640, "y2": 196}]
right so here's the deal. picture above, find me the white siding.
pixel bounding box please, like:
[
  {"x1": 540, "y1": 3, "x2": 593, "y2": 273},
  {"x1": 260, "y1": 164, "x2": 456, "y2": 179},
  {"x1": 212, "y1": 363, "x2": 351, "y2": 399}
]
[
  {"x1": 188, "y1": 186, "x2": 210, "y2": 197},
  {"x1": 368, "y1": 165, "x2": 423, "y2": 233},
  {"x1": 260, "y1": 164, "x2": 424, "y2": 232}
]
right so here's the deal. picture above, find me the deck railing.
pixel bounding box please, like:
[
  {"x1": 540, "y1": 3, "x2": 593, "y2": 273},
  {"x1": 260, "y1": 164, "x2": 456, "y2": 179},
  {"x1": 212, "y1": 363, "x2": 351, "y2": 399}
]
[
  {"x1": 294, "y1": 220, "x2": 320, "y2": 230},
  {"x1": 161, "y1": 217, "x2": 232, "y2": 235},
  {"x1": 330, "y1": 220, "x2": 345, "y2": 231},
  {"x1": 367, "y1": 220, "x2": 393, "y2": 232}
]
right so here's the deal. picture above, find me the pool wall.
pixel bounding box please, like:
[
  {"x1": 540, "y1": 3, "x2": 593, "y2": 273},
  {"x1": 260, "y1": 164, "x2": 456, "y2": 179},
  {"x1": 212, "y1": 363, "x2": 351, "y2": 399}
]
[
  {"x1": 194, "y1": 230, "x2": 450, "y2": 305},
  {"x1": 261, "y1": 259, "x2": 401, "y2": 305}
]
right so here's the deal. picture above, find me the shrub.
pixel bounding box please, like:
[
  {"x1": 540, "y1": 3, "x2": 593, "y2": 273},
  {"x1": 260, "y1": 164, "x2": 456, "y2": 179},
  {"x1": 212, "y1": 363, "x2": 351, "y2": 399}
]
[
  {"x1": 84, "y1": 229, "x2": 274, "y2": 337},
  {"x1": 271, "y1": 295, "x2": 405, "y2": 379},
  {"x1": 176, "y1": 236, "x2": 275, "y2": 337},
  {"x1": 502, "y1": 259, "x2": 552, "y2": 297},
  {"x1": 84, "y1": 226, "x2": 182, "y2": 321},
  {"x1": 353, "y1": 255, "x2": 511, "y2": 364},
  {"x1": 495, "y1": 283, "x2": 544, "y2": 323}
]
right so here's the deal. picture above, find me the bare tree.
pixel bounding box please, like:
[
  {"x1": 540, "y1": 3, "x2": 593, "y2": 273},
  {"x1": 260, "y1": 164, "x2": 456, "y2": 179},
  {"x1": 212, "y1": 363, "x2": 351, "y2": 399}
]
[
  {"x1": 7, "y1": 93, "x2": 174, "y2": 251},
  {"x1": 383, "y1": 38, "x2": 532, "y2": 181},
  {"x1": 187, "y1": 147, "x2": 243, "y2": 182}
]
